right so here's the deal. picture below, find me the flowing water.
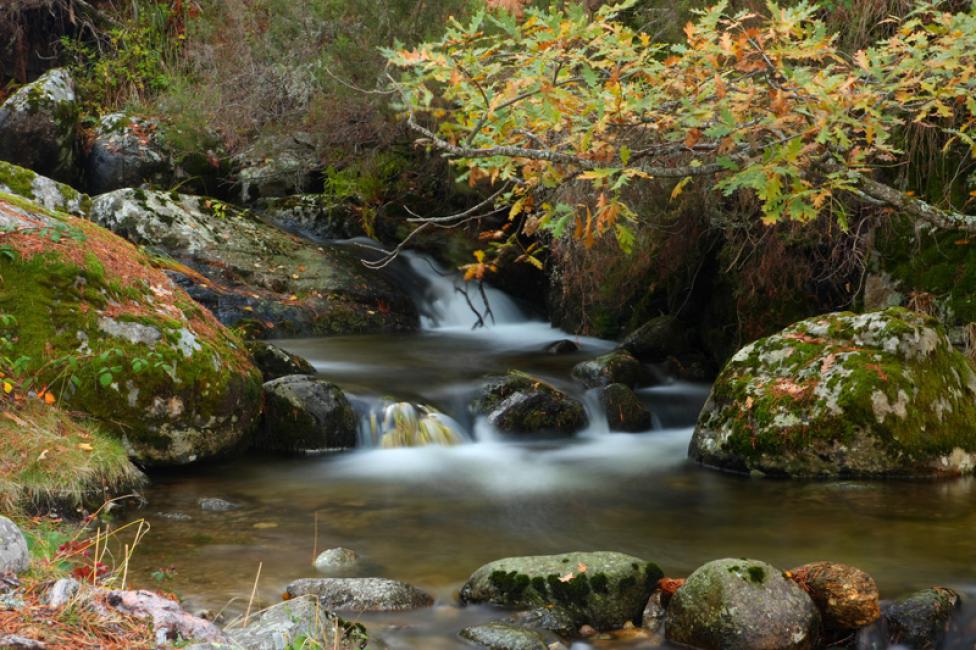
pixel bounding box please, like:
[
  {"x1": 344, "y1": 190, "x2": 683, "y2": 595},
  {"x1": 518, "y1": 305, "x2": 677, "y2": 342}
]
[{"x1": 127, "y1": 251, "x2": 976, "y2": 648}]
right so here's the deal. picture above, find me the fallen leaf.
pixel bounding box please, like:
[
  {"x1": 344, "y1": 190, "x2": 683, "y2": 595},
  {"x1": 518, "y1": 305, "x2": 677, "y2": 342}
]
[
  {"x1": 37, "y1": 449, "x2": 49, "y2": 462},
  {"x1": 44, "y1": 392, "x2": 56, "y2": 405},
  {"x1": 2, "y1": 381, "x2": 12, "y2": 394},
  {"x1": 820, "y1": 353, "x2": 837, "y2": 374},
  {"x1": 77, "y1": 443, "x2": 94, "y2": 452},
  {"x1": 558, "y1": 572, "x2": 575, "y2": 583},
  {"x1": 577, "y1": 562, "x2": 588, "y2": 573}
]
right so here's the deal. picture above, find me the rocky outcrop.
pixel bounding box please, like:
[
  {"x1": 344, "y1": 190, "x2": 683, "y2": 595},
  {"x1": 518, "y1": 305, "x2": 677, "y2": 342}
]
[
  {"x1": 0, "y1": 161, "x2": 88, "y2": 214},
  {"x1": 470, "y1": 372, "x2": 587, "y2": 436},
  {"x1": 88, "y1": 189, "x2": 418, "y2": 337},
  {"x1": 0, "y1": 517, "x2": 29, "y2": 575},
  {"x1": 256, "y1": 194, "x2": 366, "y2": 242},
  {"x1": 571, "y1": 351, "x2": 642, "y2": 389},
  {"x1": 259, "y1": 376, "x2": 357, "y2": 453},
  {"x1": 0, "y1": 192, "x2": 262, "y2": 465},
  {"x1": 285, "y1": 577, "x2": 434, "y2": 612},
  {"x1": 85, "y1": 113, "x2": 172, "y2": 195},
  {"x1": 459, "y1": 551, "x2": 662, "y2": 631},
  {"x1": 691, "y1": 308, "x2": 976, "y2": 478},
  {"x1": 666, "y1": 558, "x2": 820, "y2": 650},
  {"x1": 0, "y1": 69, "x2": 78, "y2": 184}
]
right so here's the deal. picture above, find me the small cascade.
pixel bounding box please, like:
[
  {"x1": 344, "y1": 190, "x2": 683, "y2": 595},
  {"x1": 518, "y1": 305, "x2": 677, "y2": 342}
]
[{"x1": 359, "y1": 400, "x2": 467, "y2": 448}]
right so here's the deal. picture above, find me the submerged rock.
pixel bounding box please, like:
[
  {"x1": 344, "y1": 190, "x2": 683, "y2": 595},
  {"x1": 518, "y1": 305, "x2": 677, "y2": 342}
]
[
  {"x1": 88, "y1": 188, "x2": 418, "y2": 338},
  {"x1": 259, "y1": 376, "x2": 357, "y2": 453},
  {"x1": 620, "y1": 315, "x2": 689, "y2": 362},
  {"x1": 572, "y1": 351, "x2": 642, "y2": 389},
  {"x1": 470, "y1": 372, "x2": 587, "y2": 436},
  {"x1": 0, "y1": 517, "x2": 29, "y2": 575},
  {"x1": 0, "y1": 192, "x2": 262, "y2": 465},
  {"x1": 790, "y1": 561, "x2": 880, "y2": 630},
  {"x1": 198, "y1": 498, "x2": 240, "y2": 512},
  {"x1": 884, "y1": 587, "x2": 960, "y2": 650},
  {"x1": 0, "y1": 161, "x2": 88, "y2": 214},
  {"x1": 459, "y1": 622, "x2": 555, "y2": 650},
  {"x1": 459, "y1": 551, "x2": 662, "y2": 631},
  {"x1": 245, "y1": 341, "x2": 315, "y2": 382},
  {"x1": 85, "y1": 113, "x2": 172, "y2": 194},
  {"x1": 691, "y1": 308, "x2": 976, "y2": 478},
  {"x1": 0, "y1": 68, "x2": 78, "y2": 184},
  {"x1": 601, "y1": 384, "x2": 652, "y2": 432},
  {"x1": 286, "y1": 577, "x2": 434, "y2": 612},
  {"x1": 666, "y1": 558, "x2": 820, "y2": 650}
]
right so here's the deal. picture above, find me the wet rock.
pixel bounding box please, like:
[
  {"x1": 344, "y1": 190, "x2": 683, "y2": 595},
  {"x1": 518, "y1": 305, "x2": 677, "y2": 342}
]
[
  {"x1": 246, "y1": 341, "x2": 315, "y2": 382},
  {"x1": 544, "y1": 339, "x2": 579, "y2": 355},
  {"x1": 790, "y1": 561, "x2": 880, "y2": 630},
  {"x1": 470, "y1": 372, "x2": 587, "y2": 436},
  {"x1": 459, "y1": 622, "x2": 553, "y2": 650},
  {"x1": 260, "y1": 376, "x2": 357, "y2": 453},
  {"x1": 314, "y1": 547, "x2": 359, "y2": 573},
  {"x1": 691, "y1": 308, "x2": 976, "y2": 478},
  {"x1": 884, "y1": 587, "x2": 960, "y2": 650},
  {"x1": 85, "y1": 113, "x2": 172, "y2": 195},
  {"x1": 459, "y1": 551, "x2": 662, "y2": 631},
  {"x1": 601, "y1": 384, "x2": 652, "y2": 432},
  {"x1": 88, "y1": 188, "x2": 418, "y2": 337},
  {"x1": 0, "y1": 161, "x2": 89, "y2": 214},
  {"x1": 103, "y1": 589, "x2": 227, "y2": 646},
  {"x1": 256, "y1": 194, "x2": 366, "y2": 242},
  {"x1": 0, "y1": 192, "x2": 263, "y2": 466},
  {"x1": 198, "y1": 498, "x2": 240, "y2": 512},
  {"x1": 665, "y1": 558, "x2": 820, "y2": 650},
  {"x1": 285, "y1": 577, "x2": 434, "y2": 612},
  {"x1": 506, "y1": 606, "x2": 578, "y2": 637},
  {"x1": 0, "y1": 68, "x2": 78, "y2": 184},
  {"x1": 572, "y1": 351, "x2": 642, "y2": 389},
  {"x1": 45, "y1": 578, "x2": 81, "y2": 608},
  {"x1": 641, "y1": 590, "x2": 666, "y2": 634},
  {"x1": 158, "y1": 512, "x2": 193, "y2": 521},
  {"x1": 372, "y1": 402, "x2": 463, "y2": 448},
  {"x1": 620, "y1": 315, "x2": 689, "y2": 363},
  {"x1": 0, "y1": 516, "x2": 30, "y2": 576}
]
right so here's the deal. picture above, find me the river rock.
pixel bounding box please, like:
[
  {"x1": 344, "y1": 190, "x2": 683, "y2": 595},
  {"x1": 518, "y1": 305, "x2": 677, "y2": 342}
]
[
  {"x1": 45, "y1": 578, "x2": 81, "y2": 608},
  {"x1": 666, "y1": 558, "x2": 820, "y2": 650},
  {"x1": 690, "y1": 308, "x2": 976, "y2": 478},
  {"x1": 0, "y1": 192, "x2": 261, "y2": 465},
  {"x1": 459, "y1": 551, "x2": 662, "y2": 631},
  {"x1": 85, "y1": 113, "x2": 172, "y2": 195},
  {"x1": 572, "y1": 351, "x2": 642, "y2": 389},
  {"x1": 790, "y1": 561, "x2": 880, "y2": 630},
  {"x1": 601, "y1": 384, "x2": 652, "y2": 432},
  {"x1": 459, "y1": 622, "x2": 555, "y2": 650},
  {"x1": 620, "y1": 315, "x2": 689, "y2": 362},
  {"x1": 0, "y1": 161, "x2": 89, "y2": 214},
  {"x1": 198, "y1": 498, "x2": 240, "y2": 512},
  {"x1": 259, "y1": 376, "x2": 357, "y2": 452},
  {"x1": 544, "y1": 339, "x2": 579, "y2": 355},
  {"x1": 0, "y1": 68, "x2": 78, "y2": 184},
  {"x1": 0, "y1": 516, "x2": 29, "y2": 575},
  {"x1": 88, "y1": 188, "x2": 418, "y2": 338},
  {"x1": 507, "y1": 606, "x2": 578, "y2": 637},
  {"x1": 256, "y1": 194, "x2": 366, "y2": 242},
  {"x1": 470, "y1": 372, "x2": 587, "y2": 436},
  {"x1": 374, "y1": 402, "x2": 463, "y2": 448},
  {"x1": 884, "y1": 587, "x2": 960, "y2": 649},
  {"x1": 246, "y1": 341, "x2": 315, "y2": 382},
  {"x1": 285, "y1": 577, "x2": 434, "y2": 612},
  {"x1": 314, "y1": 547, "x2": 359, "y2": 572}
]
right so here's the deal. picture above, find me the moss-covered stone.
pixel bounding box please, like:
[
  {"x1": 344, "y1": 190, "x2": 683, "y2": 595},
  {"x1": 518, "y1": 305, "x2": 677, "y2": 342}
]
[
  {"x1": 601, "y1": 384, "x2": 652, "y2": 432},
  {"x1": 666, "y1": 558, "x2": 820, "y2": 650},
  {"x1": 85, "y1": 113, "x2": 173, "y2": 195},
  {"x1": 245, "y1": 340, "x2": 315, "y2": 381},
  {"x1": 690, "y1": 308, "x2": 976, "y2": 478},
  {"x1": 0, "y1": 192, "x2": 262, "y2": 466},
  {"x1": 459, "y1": 551, "x2": 661, "y2": 631},
  {"x1": 470, "y1": 371, "x2": 587, "y2": 436},
  {"x1": 259, "y1": 376, "x2": 357, "y2": 452},
  {"x1": 571, "y1": 350, "x2": 642, "y2": 389},
  {"x1": 0, "y1": 161, "x2": 89, "y2": 215}
]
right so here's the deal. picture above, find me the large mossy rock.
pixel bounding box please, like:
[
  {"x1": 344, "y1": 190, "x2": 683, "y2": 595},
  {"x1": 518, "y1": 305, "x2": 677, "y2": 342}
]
[
  {"x1": 666, "y1": 558, "x2": 820, "y2": 650},
  {"x1": 0, "y1": 69, "x2": 78, "y2": 184},
  {"x1": 690, "y1": 308, "x2": 976, "y2": 478},
  {"x1": 470, "y1": 372, "x2": 587, "y2": 436},
  {"x1": 259, "y1": 376, "x2": 357, "y2": 452},
  {"x1": 459, "y1": 551, "x2": 662, "y2": 631},
  {"x1": 0, "y1": 192, "x2": 262, "y2": 465},
  {"x1": 85, "y1": 113, "x2": 172, "y2": 195},
  {"x1": 0, "y1": 161, "x2": 89, "y2": 214},
  {"x1": 88, "y1": 188, "x2": 418, "y2": 337}
]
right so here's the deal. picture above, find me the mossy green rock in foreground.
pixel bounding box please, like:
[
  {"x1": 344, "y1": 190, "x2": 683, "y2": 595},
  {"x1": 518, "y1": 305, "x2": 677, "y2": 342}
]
[
  {"x1": 0, "y1": 192, "x2": 262, "y2": 465},
  {"x1": 666, "y1": 558, "x2": 820, "y2": 650},
  {"x1": 459, "y1": 551, "x2": 662, "y2": 631},
  {"x1": 690, "y1": 308, "x2": 976, "y2": 478}
]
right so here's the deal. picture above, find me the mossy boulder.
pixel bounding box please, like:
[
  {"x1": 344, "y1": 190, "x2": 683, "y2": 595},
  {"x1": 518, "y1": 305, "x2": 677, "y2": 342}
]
[
  {"x1": 259, "y1": 376, "x2": 357, "y2": 452},
  {"x1": 572, "y1": 350, "x2": 642, "y2": 389},
  {"x1": 85, "y1": 113, "x2": 173, "y2": 195},
  {"x1": 0, "y1": 69, "x2": 78, "y2": 184},
  {"x1": 88, "y1": 188, "x2": 418, "y2": 337},
  {"x1": 620, "y1": 315, "x2": 690, "y2": 362},
  {"x1": 601, "y1": 384, "x2": 652, "y2": 432},
  {"x1": 459, "y1": 551, "x2": 662, "y2": 631},
  {"x1": 666, "y1": 558, "x2": 820, "y2": 650},
  {"x1": 0, "y1": 161, "x2": 89, "y2": 215},
  {"x1": 884, "y1": 587, "x2": 960, "y2": 650},
  {"x1": 470, "y1": 372, "x2": 587, "y2": 436},
  {"x1": 256, "y1": 194, "x2": 366, "y2": 243},
  {"x1": 245, "y1": 340, "x2": 315, "y2": 382},
  {"x1": 0, "y1": 192, "x2": 262, "y2": 465},
  {"x1": 690, "y1": 308, "x2": 976, "y2": 478}
]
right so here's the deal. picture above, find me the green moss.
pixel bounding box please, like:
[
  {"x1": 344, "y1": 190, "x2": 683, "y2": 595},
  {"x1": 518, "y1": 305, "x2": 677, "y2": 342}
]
[
  {"x1": 0, "y1": 161, "x2": 37, "y2": 199},
  {"x1": 747, "y1": 566, "x2": 766, "y2": 584},
  {"x1": 489, "y1": 570, "x2": 531, "y2": 602}
]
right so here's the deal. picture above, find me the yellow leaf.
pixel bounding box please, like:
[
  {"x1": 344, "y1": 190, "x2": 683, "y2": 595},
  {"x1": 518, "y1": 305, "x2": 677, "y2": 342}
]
[
  {"x1": 2, "y1": 381, "x2": 12, "y2": 394},
  {"x1": 78, "y1": 443, "x2": 94, "y2": 452},
  {"x1": 671, "y1": 177, "x2": 692, "y2": 200},
  {"x1": 44, "y1": 392, "x2": 55, "y2": 405}
]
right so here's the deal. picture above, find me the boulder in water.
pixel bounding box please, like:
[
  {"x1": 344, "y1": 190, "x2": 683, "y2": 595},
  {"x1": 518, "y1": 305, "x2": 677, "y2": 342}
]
[
  {"x1": 459, "y1": 622, "x2": 556, "y2": 650},
  {"x1": 314, "y1": 547, "x2": 359, "y2": 573},
  {"x1": 459, "y1": 551, "x2": 662, "y2": 631},
  {"x1": 572, "y1": 351, "x2": 642, "y2": 389},
  {"x1": 0, "y1": 69, "x2": 78, "y2": 184},
  {"x1": 259, "y1": 376, "x2": 357, "y2": 452},
  {"x1": 544, "y1": 339, "x2": 579, "y2": 355},
  {"x1": 620, "y1": 315, "x2": 689, "y2": 362},
  {"x1": 85, "y1": 113, "x2": 172, "y2": 195},
  {"x1": 208, "y1": 596, "x2": 367, "y2": 650},
  {"x1": 370, "y1": 402, "x2": 463, "y2": 448},
  {"x1": 286, "y1": 577, "x2": 434, "y2": 612},
  {"x1": 470, "y1": 372, "x2": 587, "y2": 436},
  {"x1": 601, "y1": 384, "x2": 652, "y2": 432},
  {"x1": 665, "y1": 558, "x2": 820, "y2": 650},
  {"x1": 0, "y1": 516, "x2": 29, "y2": 575},
  {"x1": 790, "y1": 561, "x2": 880, "y2": 630},
  {"x1": 691, "y1": 308, "x2": 976, "y2": 478},
  {"x1": 884, "y1": 587, "x2": 960, "y2": 649},
  {"x1": 246, "y1": 340, "x2": 315, "y2": 382}
]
